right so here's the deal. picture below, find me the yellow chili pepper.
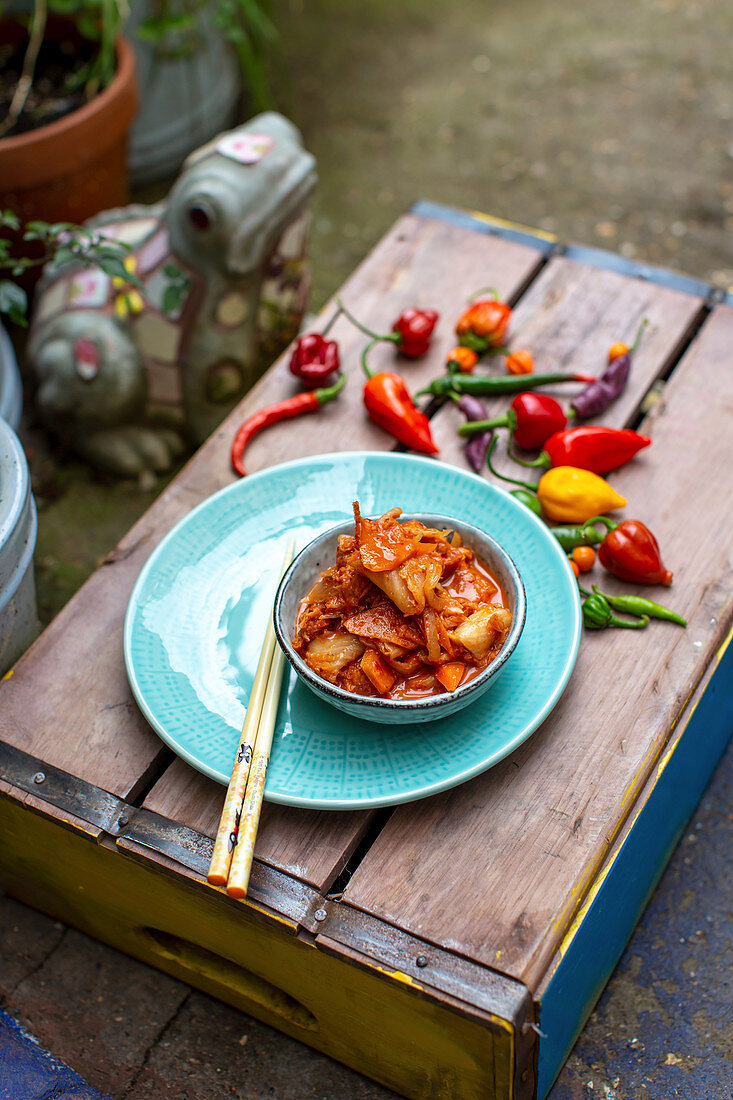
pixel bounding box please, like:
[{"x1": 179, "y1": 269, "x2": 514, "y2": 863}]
[{"x1": 537, "y1": 466, "x2": 626, "y2": 523}]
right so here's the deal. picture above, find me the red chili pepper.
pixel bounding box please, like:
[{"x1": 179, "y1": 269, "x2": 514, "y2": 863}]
[
  {"x1": 584, "y1": 515, "x2": 673, "y2": 585},
  {"x1": 231, "y1": 374, "x2": 346, "y2": 477},
  {"x1": 511, "y1": 426, "x2": 652, "y2": 474},
  {"x1": 358, "y1": 337, "x2": 437, "y2": 453},
  {"x1": 458, "y1": 392, "x2": 567, "y2": 450},
  {"x1": 392, "y1": 307, "x2": 439, "y2": 358},
  {"x1": 289, "y1": 333, "x2": 340, "y2": 389},
  {"x1": 337, "y1": 298, "x2": 439, "y2": 359}
]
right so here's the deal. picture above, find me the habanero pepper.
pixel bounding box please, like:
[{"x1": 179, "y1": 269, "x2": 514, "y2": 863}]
[
  {"x1": 337, "y1": 298, "x2": 439, "y2": 359},
  {"x1": 582, "y1": 515, "x2": 673, "y2": 585},
  {"x1": 447, "y1": 346, "x2": 479, "y2": 374},
  {"x1": 459, "y1": 392, "x2": 567, "y2": 450},
  {"x1": 289, "y1": 332, "x2": 340, "y2": 389},
  {"x1": 486, "y1": 438, "x2": 626, "y2": 523},
  {"x1": 505, "y1": 349, "x2": 534, "y2": 375},
  {"x1": 511, "y1": 425, "x2": 652, "y2": 474},
  {"x1": 231, "y1": 375, "x2": 345, "y2": 477},
  {"x1": 455, "y1": 289, "x2": 511, "y2": 353},
  {"x1": 361, "y1": 339, "x2": 438, "y2": 454},
  {"x1": 580, "y1": 590, "x2": 649, "y2": 631}
]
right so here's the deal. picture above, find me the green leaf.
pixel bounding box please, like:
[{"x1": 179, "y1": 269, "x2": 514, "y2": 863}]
[
  {"x1": 163, "y1": 263, "x2": 182, "y2": 278},
  {"x1": 162, "y1": 286, "x2": 181, "y2": 314},
  {"x1": 0, "y1": 280, "x2": 28, "y2": 326},
  {"x1": 0, "y1": 211, "x2": 20, "y2": 231}
]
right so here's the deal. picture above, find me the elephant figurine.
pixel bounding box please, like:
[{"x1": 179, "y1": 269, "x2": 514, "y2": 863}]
[{"x1": 28, "y1": 113, "x2": 317, "y2": 477}]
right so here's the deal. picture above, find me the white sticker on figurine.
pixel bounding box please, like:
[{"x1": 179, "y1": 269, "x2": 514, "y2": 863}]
[{"x1": 216, "y1": 132, "x2": 274, "y2": 165}]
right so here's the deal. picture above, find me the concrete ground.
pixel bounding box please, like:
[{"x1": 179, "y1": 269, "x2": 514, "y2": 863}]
[{"x1": 3, "y1": 0, "x2": 733, "y2": 1095}]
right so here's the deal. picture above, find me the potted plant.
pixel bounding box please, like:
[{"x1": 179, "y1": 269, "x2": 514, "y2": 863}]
[{"x1": 0, "y1": 1, "x2": 138, "y2": 227}]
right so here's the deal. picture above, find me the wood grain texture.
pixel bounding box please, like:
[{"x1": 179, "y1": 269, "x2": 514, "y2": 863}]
[{"x1": 343, "y1": 296, "x2": 733, "y2": 989}]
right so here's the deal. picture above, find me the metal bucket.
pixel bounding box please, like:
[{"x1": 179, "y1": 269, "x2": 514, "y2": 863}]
[{"x1": 0, "y1": 419, "x2": 39, "y2": 676}]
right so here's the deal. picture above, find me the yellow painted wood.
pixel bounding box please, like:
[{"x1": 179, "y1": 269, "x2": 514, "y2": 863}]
[{"x1": 0, "y1": 792, "x2": 518, "y2": 1100}]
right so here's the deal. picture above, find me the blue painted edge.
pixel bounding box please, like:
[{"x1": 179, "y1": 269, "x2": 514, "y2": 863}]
[
  {"x1": 0, "y1": 1006, "x2": 113, "y2": 1100},
  {"x1": 409, "y1": 200, "x2": 556, "y2": 256},
  {"x1": 536, "y1": 633, "x2": 733, "y2": 1099},
  {"x1": 411, "y1": 200, "x2": 719, "y2": 301},
  {"x1": 561, "y1": 243, "x2": 714, "y2": 300}
]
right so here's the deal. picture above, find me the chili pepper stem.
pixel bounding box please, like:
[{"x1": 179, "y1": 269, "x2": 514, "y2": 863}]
[
  {"x1": 628, "y1": 318, "x2": 648, "y2": 357},
  {"x1": 320, "y1": 305, "x2": 343, "y2": 339},
  {"x1": 507, "y1": 447, "x2": 550, "y2": 469},
  {"x1": 581, "y1": 515, "x2": 618, "y2": 537},
  {"x1": 485, "y1": 435, "x2": 539, "y2": 491},
  {"x1": 469, "y1": 285, "x2": 500, "y2": 302},
  {"x1": 316, "y1": 372, "x2": 347, "y2": 403},
  {"x1": 361, "y1": 338, "x2": 380, "y2": 379},
  {"x1": 458, "y1": 414, "x2": 511, "y2": 436},
  {"x1": 336, "y1": 297, "x2": 400, "y2": 346}
]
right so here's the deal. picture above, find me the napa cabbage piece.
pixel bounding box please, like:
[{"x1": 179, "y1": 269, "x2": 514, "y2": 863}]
[
  {"x1": 449, "y1": 606, "x2": 513, "y2": 660},
  {"x1": 304, "y1": 631, "x2": 365, "y2": 683}
]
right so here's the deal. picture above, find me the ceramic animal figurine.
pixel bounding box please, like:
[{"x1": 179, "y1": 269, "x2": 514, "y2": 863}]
[{"x1": 28, "y1": 113, "x2": 317, "y2": 477}]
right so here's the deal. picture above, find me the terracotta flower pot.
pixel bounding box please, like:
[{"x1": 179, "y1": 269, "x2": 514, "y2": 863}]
[{"x1": 0, "y1": 29, "x2": 138, "y2": 226}]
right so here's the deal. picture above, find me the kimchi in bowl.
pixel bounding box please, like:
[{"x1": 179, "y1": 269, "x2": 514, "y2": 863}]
[{"x1": 273, "y1": 509, "x2": 526, "y2": 725}]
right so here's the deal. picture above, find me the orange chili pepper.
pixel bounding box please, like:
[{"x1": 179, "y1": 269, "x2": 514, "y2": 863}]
[
  {"x1": 572, "y1": 545, "x2": 596, "y2": 572},
  {"x1": 456, "y1": 293, "x2": 511, "y2": 352},
  {"x1": 607, "y1": 341, "x2": 629, "y2": 363},
  {"x1": 446, "y1": 346, "x2": 478, "y2": 374},
  {"x1": 505, "y1": 349, "x2": 534, "y2": 375}
]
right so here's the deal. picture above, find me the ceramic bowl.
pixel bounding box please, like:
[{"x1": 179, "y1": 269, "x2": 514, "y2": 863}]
[{"x1": 273, "y1": 514, "x2": 526, "y2": 725}]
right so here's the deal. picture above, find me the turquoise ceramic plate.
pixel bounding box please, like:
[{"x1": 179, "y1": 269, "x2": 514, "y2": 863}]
[{"x1": 124, "y1": 452, "x2": 581, "y2": 809}]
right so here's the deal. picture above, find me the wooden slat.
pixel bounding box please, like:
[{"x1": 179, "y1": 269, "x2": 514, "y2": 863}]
[
  {"x1": 142, "y1": 758, "x2": 369, "y2": 890},
  {"x1": 342, "y1": 294, "x2": 733, "y2": 990}
]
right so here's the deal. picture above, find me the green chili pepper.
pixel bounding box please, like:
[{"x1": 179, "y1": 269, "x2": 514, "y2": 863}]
[
  {"x1": 551, "y1": 524, "x2": 604, "y2": 552},
  {"x1": 581, "y1": 590, "x2": 649, "y2": 631},
  {"x1": 416, "y1": 371, "x2": 597, "y2": 398},
  {"x1": 591, "y1": 586, "x2": 686, "y2": 626},
  {"x1": 510, "y1": 488, "x2": 543, "y2": 516}
]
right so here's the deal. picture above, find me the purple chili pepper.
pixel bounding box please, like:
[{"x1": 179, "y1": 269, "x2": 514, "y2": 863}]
[
  {"x1": 571, "y1": 320, "x2": 647, "y2": 420},
  {"x1": 458, "y1": 394, "x2": 492, "y2": 472}
]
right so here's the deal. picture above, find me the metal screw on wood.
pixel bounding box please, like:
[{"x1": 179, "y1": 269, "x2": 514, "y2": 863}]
[
  {"x1": 415, "y1": 955, "x2": 429, "y2": 968},
  {"x1": 314, "y1": 908, "x2": 328, "y2": 922},
  {"x1": 33, "y1": 772, "x2": 45, "y2": 784}
]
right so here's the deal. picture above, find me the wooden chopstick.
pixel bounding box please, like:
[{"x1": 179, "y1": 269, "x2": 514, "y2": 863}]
[
  {"x1": 207, "y1": 537, "x2": 295, "y2": 887},
  {"x1": 225, "y1": 622, "x2": 289, "y2": 899}
]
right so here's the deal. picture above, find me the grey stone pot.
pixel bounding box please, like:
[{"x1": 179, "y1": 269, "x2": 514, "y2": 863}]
[
  {"x1": 126, "y1": 1, "x2": 240, "y2": 185},
  {"x1": 0, "y1": 417, "x2": 40, "y2": 676}
]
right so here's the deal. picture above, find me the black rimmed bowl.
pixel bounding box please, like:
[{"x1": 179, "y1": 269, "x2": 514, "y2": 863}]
[{"x1": 273, "y1": 514, "x2": 526, "y2": 725}]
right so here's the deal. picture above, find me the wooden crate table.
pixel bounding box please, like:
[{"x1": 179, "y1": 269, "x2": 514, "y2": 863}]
[{"x1": 1, "y1": 203, "x2": 732, "y2": 1099}]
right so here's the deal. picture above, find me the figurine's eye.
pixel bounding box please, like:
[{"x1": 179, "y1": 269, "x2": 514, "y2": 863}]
[{"x1": 188, "y1": 204, "x2": 212, "y2": 230}]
